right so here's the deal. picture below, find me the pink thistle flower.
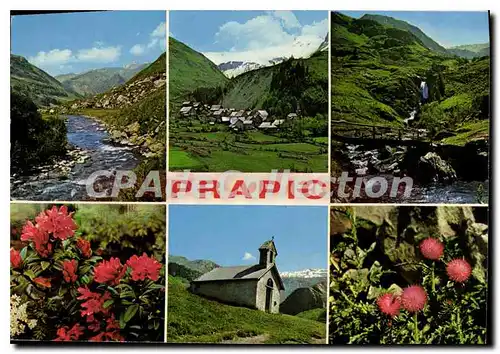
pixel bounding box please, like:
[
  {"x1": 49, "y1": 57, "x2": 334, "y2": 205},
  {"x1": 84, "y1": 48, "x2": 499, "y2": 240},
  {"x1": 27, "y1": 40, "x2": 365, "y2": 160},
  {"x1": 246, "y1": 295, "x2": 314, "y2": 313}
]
[
  {"x1": 401, "y1": 285, "x2": 427, "y2": 313},
  {"x1": 419, "y1": 237, "x2": 444, "y2": 260},
  {"x1": 447, "y1": 258, "x2": 472, "y2": 283},
  {"x1": 376, "y1": 293, "x2": 401, "y2": 317}
]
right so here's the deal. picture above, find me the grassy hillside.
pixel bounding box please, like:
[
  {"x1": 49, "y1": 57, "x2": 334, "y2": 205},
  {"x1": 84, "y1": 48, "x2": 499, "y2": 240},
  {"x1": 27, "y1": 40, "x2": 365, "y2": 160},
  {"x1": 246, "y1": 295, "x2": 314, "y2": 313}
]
[
  {"x1": 168, "y1": 255, "x2": 219, "y2": 274},
  {"x1": 221, "y1": 50, "x2": 328, "y2": 118},
  {"x1": 10, "y1": 54, "x2": 78, "y2": 106},
  {"x1": 169, "y1": 37, "x2": 228, "y2": 103},
  {"x1": 296, "y1": 308, "x2": 326, "y2": 323},
  {"x1": 330, "y1": 11, "x2": 490, "y2": 137},
  {"x1": 167, "y1": 276, "x2": 326, "y2": 344},
  {"x1": 361, "y1": 14, "x2": 449, "y2": 54}
]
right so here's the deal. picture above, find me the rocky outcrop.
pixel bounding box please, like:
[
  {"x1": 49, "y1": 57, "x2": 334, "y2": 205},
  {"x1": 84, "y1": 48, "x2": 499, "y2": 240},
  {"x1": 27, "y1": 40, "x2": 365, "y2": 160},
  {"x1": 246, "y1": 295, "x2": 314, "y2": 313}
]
[
  {"x1": 105, "y1": 120, "x2": 165, "y2": 158},
  {"x1": 280, "y1": 281, "x2": 327, "y2": 315},
  {"x1": 416, "y1": 152, "x2": 457, "y2": 184},
  {"x1": 70, "y1": 72, "x2": 166, "y2": 110},
  {"x1": 331, "y1": 206, "x2": 488, "y2": 283}
]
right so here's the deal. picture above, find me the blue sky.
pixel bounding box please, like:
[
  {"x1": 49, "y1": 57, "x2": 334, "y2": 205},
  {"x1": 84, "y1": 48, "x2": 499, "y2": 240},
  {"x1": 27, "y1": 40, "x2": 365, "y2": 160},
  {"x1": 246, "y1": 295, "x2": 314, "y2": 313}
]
[
  {"x1": 342, "y1": 11, "x2": 490, "y2": 47},
  {"x1": 170, "y1": 11, "x2": 328, "y2": 65},
  {"x1": 168, "y1": 205, "x2": 328, "y2": 272},
  {"x1": 11, "y1": 11, "x2": 166, "y2": 76}
]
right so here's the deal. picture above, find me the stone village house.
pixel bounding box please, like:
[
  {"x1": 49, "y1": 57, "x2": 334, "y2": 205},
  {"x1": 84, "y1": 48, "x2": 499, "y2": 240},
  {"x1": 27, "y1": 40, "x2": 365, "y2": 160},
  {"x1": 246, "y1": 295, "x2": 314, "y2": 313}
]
[{"x1": 190, "y1": 239, "x2": 284, "y2": 313}]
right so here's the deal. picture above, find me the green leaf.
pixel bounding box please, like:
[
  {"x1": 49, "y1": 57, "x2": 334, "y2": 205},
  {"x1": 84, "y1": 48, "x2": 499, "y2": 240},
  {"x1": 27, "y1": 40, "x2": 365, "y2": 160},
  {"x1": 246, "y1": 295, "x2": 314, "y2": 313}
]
[
  {"x1": 24, "y1": 270, "x2": 36, "y2": 280},
  {"x1": 124, "y1": 304, "x2": 139, "y2": 323},
  {"x1": 41, "y1": 261, "x2": 50, "y2": 271},
  {"x1": 103, "y1": 299, "x2": 114, "y2": 309},
  {"x1": 20, "y1": 247, "x2": 27, "y2": 260}
]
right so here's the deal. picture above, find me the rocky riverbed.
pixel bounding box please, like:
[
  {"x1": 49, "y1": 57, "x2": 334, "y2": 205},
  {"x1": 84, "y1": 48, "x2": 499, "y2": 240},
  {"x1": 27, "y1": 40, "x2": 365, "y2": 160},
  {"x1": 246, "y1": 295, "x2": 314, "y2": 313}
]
[
  {"x1": 10, "y1": 115, "x2": 141, "y2": 201},
  {"x1": 332, "y1": 140, "x2": 489, "y2": 203}
]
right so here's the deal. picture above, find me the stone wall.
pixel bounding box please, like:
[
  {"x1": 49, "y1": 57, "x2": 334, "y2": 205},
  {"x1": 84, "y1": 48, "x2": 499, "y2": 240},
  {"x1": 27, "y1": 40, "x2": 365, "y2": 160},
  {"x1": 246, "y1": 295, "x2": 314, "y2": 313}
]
[
  {"x1": 255, "y1": 271, "x2": 281, "y2": 314},
  {"x1": 192, "y1": 280, "x2": 257, "y2": 308}
]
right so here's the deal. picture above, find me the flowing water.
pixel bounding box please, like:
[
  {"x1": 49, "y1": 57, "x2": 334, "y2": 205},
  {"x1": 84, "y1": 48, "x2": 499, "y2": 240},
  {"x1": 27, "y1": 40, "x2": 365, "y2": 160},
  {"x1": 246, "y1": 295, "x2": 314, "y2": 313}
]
[
  {"x1": 11, "y1": 115, "x2": 141, "y2": 201},
  {"x1": 337, "y1": 143, "x2": 489, "y2": 204}
]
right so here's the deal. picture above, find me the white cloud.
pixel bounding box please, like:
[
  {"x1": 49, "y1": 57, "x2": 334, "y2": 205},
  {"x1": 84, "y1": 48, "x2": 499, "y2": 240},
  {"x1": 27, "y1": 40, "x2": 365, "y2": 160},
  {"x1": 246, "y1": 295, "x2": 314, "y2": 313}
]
[
  {"x1": 28, "y1": 49, "x2": 73, "y2": 67},
  {"x1": 242, "y1": 252, "x2": 256, "y2": 261},
  {"x1": 271, "y1": 11, "x2": 301, "y2": 30},
  {"x1": 301, "y1": 18, "x2": 328, "y2": 38},
  {"x1": 204, "y1": 12, "x2": 328, "y2": 65},
  {"x1": 151, "y1": 22, "x2": 166, "y2": 38},
  {"x1": 131, "y1": 21, "x2": 166, "y2": 56},
  {"x1": 215, "y1": 15, "x2": 294, "y2": 51},
  {"x1": 130, "y1": 44, "x2": 146, "y2": 56},
  {"x1": 76, "y1": 46, "x2": 121, "y2": 63}
]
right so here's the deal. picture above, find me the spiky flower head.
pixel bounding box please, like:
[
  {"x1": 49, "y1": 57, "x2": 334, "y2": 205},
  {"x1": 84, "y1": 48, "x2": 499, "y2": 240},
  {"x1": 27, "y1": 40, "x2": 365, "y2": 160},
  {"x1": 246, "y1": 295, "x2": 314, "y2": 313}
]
[
  {"x1": 419, "y1": 237, "x2": 444, "y2": 260},
  {"x1": 377, "y1": 293, "x2": 401, "y2": 317},
  {"x1": 446, "y1": 258, "x2": 472, "y2": 283},
  {"x1": 401, "y1": 285, "x2": 427, "y2": 313}
]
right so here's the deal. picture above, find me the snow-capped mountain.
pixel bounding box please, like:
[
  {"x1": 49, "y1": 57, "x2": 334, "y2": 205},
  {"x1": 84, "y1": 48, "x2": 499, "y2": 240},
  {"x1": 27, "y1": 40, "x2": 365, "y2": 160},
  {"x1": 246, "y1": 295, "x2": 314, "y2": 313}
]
[
  {"x1": 281, "y1": 268, "x2": 327, "y2": 278},
  {"x1": 217, "y1": 61, "x2": 264, "y2": 78},
  {"x1": 206, "y1": 34, "x2": 327, "y2": 78},
  {"x1": 317, "y1": 34, "x2": 329, "y2": 52}
]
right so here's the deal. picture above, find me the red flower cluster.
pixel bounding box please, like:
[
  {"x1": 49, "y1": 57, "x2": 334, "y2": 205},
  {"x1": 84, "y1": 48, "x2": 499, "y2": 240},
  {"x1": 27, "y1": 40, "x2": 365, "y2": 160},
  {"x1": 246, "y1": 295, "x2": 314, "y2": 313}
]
[
  {"x1": 93, "y1": 258, "x2": 126, "y2": 285},
  {"x1": 21, "y1": 221, "x2": 52, "y2": 257},
  {"x1": 126, "y1": 253, "x2": 162, "y2": 281},
  {"x1": 88, "y1": 314, "x2": 124, "y2": 342},
  {"x1": 76, "y1": 238, "x2": 92, "y2": 258},
  {"x1": 35, "y1": 205, "x2": 77, "y2": 240},
  {"x1": 401, "y1": 285, "x2": 427, "y2": 313},
  {"x1": 55, "y1": 324, "x2": 84, "y2": 341},
  {"x1": 33, "y1": 277, "x2": 51, "y2": 288},
  {"x1": 376, "y1": 293, "x2": 401, "y2": 318},
  {"x1": 419, "y1": 238, "x2": 444, "y2": 260},
  {"x1": 77, "y1": 286, "x2": 111, "y2": 317},
  {"x1": 447, "y1": 258, "x2": 472, "y2": 283},
  {"x1": 10, "y1": 248, "x2": 22, "y2": 269},
  {"x1": 62, "y1": 260, "x2": 78, "y2": 283}
]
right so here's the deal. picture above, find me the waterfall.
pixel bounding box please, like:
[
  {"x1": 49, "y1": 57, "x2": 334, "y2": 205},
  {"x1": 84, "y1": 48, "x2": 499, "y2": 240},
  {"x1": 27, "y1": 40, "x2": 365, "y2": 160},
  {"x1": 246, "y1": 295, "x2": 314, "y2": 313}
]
[
  {"x1": 404, "y1": 109, "x2": 417, "y2": 125},
  {"x1": 420, "y1": 81, "x2": 429, "y2": 101}
]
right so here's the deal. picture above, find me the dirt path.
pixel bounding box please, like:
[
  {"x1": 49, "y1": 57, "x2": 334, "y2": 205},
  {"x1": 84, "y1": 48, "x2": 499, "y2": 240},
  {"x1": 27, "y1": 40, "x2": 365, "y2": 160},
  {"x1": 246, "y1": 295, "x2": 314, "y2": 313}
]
[
  {"x1": 222, "y1": 334, "x2": 269, "y2": 344},
  {"x1": 222, "y1": 334, "x2": 326, "y2": 344}
]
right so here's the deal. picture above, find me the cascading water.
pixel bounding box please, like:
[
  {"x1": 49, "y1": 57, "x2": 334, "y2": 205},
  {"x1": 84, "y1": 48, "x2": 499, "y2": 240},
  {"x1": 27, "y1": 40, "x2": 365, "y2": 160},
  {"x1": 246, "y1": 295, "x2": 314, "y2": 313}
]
[{"x1": 10, "y1": 115, "x2": 141, "y2": 201}]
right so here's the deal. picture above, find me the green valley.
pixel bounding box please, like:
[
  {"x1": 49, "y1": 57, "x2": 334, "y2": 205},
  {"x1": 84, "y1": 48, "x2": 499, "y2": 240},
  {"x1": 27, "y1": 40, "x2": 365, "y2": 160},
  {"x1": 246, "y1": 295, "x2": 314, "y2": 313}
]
[
  {"x1": 329, "y1": 11, "x2": 490, "y2": 203},
  {"x1": 10, "y1": 54, "x2": 79, "y2": 107},
  {"x1": 169, "y1": 37, "x2": 328, "y2": 172},
  {"x1": 54, "y1": 63, "x2": 147, "y2": 97}
]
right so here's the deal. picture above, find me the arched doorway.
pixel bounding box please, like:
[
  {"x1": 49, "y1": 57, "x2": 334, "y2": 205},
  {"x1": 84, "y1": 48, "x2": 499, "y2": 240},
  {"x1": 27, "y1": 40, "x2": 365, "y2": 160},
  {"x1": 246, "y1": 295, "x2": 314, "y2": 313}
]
[{"x1": 265, "y1": 278, "x2": 273, "y2": 312}]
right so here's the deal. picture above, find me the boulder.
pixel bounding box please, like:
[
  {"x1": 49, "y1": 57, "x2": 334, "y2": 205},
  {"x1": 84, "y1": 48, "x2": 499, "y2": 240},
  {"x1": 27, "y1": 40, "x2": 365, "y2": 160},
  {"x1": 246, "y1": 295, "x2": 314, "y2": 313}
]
[
  {"x1": 334, "y1": 206, "x2": 488, "y2": 283},
  {"x1": 280, "y1": 281, "x2": 327, "y2": 315},
  {"x1": 416, "y1": 152, "x2": 457, "y2": 184}
]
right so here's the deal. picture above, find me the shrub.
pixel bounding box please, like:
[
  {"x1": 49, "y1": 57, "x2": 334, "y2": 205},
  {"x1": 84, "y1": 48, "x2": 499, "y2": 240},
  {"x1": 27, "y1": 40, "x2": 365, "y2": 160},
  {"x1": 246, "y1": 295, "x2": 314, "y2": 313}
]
[
  {"x1": 10, "y1": 206, "x2": 165, "y2": 342},
  {"x1": 11, "y1": 92, "x2": 67, "y2": 173}
]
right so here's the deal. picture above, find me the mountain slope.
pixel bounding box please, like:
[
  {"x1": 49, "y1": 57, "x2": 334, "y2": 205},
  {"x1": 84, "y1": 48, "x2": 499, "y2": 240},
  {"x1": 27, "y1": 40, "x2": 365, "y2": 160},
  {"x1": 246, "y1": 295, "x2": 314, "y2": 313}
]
[
  {"x1": 221, "y1": 50, "x2": 328, "y2": 117},
  {"x1": 55, "y1": 64, "x2": 147, "y2": 96},
  {"x1": 167, "y1": 276, "x2": 325, "y2": 343},
  {"x1": 169, "y1": 37, "x2": 228, "y2": 102},
  {"x1": 447, "y1": 43, "x2": 490, "y2": 59},
  {"x1": 361, "y1": 14, "x2": 448, "y2": 54},
  {"x1": 330, "y1": 11, "x2": 490, "y2": 141},
  {"x1": 168, "y1": 255, "x2": 219, "y2": 274},
  {"x1": 331, "y1": 12, "x2": 448, "y2": 125},
  {"x1": 10, "y1": 54, "x2": 78, "y2": 106},
  {"x1": 69, "y1": 52, "x2": 166, "y2": 164}
]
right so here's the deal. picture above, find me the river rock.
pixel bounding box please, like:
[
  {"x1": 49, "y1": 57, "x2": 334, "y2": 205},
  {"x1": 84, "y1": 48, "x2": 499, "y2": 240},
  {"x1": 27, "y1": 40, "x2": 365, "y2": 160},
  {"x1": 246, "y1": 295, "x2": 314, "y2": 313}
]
[{"x1": 416, "y1": 152, "x2": 457, "y2": 184}]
